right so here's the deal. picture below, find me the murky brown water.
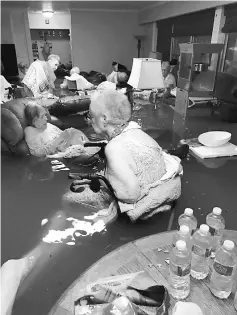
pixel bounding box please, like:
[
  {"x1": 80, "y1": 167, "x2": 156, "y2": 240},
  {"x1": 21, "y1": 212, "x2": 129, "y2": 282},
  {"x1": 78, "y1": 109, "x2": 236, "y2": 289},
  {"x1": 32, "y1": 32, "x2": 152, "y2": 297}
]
[{"x1": 2, "y1": 102, "x2": 237, "y2": 314}]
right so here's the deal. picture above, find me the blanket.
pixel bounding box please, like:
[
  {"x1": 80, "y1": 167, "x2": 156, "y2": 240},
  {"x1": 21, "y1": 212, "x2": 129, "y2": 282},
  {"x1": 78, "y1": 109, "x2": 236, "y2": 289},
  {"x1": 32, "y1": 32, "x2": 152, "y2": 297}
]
[{"x1": 22, "y1": 60, "x2": 56, "y2": 98}]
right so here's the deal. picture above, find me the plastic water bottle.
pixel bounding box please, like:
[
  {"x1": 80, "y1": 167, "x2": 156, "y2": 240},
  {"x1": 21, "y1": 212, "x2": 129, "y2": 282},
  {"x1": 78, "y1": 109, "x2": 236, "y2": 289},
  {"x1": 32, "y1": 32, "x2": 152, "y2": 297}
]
[
  {"x1": 169, "y1": 240, "x2": 191, "y2": 299},
  {"x1": 172, "y1": 225, "x2": 192, "y2": 251},
  {"x1": 234, "y1": 292, "x2": 237, "y2": 311},
  {"x1": 206, "y1": 207, "x2": 225, "y2": 254},
  {"x1": 210, "y1": 240, "x2": 237, "y2": 299},
  {"x1": 191, "y1": 224, "x2": 212, "y2": 280},
  {"x1": 178, "y1": 208, "x2": 197, "y2": 235}
]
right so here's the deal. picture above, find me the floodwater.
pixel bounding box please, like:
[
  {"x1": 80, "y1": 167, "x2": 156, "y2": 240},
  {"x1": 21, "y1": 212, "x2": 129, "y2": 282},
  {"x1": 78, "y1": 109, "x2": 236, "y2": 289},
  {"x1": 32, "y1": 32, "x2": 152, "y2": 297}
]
[{"x1": 1, "y1": 102, "x2": 237, "y2": 315}]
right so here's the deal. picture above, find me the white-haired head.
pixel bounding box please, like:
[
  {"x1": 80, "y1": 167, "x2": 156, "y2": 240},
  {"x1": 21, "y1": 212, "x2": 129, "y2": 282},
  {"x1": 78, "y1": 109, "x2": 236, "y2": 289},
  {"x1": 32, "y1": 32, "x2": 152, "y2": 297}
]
[
  {"x1": 47, "y1": 54, "x2": 60, "y2": 71},
  {"x1": 70, "y1": 66, "x2": 80, "y2": 75},
  {"x1": 89, "y1": 89, "x2": 131, "y2": 136},
  {"x1": 47, "y1": 54, "x2": 60, "y2": 62},
  {"x1": 161, "y1": 61, "x2": 171, "y2": 78}
]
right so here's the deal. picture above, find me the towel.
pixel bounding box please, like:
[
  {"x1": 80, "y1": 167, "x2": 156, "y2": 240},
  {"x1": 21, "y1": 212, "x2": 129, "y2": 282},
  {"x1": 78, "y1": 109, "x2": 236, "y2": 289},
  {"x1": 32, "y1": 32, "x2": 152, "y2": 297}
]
[
  {"x1": 97, "y1": 81, "x2": 116, "y2": 91},
  {"x1": 161, "y1": 152, "x2": 183, "y2": 181},
  {"x1": 74, "y1": 271, "x2": 169, "y2": 315},
  {"x1": 22, "y1": 60, "x2": 56, "y2": 98},
  {"x1": 62, "y1": 73, "x2": 94, "y2": 90}
]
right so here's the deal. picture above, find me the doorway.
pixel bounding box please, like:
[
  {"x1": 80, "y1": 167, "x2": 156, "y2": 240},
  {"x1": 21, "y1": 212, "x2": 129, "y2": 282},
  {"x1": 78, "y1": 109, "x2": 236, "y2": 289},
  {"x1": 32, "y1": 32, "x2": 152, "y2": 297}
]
[{"x1": 28, "y1": 10, "x2": 72, "y2": 78}]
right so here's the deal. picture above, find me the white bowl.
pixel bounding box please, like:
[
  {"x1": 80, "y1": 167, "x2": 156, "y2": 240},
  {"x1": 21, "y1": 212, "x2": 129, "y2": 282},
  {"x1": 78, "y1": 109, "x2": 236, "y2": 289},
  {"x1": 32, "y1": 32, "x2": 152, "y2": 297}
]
[{"x1": 198, "y1": 131, "x2": 231, "y2": 147}]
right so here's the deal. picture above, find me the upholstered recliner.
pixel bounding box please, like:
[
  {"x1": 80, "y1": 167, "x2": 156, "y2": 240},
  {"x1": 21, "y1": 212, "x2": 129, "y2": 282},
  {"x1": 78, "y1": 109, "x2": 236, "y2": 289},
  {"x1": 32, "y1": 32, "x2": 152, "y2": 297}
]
[
  {"x1": 1, "y1": 96, "x2": 91, "y2": 156},
  {"x1": 1, "y1": 98, "x2": 51, "y2": 155}
]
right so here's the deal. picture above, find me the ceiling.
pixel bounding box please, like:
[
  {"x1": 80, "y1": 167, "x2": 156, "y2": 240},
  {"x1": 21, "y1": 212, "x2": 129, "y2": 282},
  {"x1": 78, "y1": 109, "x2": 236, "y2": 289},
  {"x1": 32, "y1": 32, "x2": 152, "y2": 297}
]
[{"x1": 1, "y1": 1, "x2": 158, "y2": 12}]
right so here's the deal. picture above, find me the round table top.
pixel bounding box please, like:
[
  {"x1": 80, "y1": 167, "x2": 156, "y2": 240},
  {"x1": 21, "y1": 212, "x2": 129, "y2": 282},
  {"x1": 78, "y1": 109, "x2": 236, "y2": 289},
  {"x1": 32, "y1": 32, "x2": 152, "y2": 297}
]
[{"x1": 49, "y1": 229, "x2": 237, "y2": 315}]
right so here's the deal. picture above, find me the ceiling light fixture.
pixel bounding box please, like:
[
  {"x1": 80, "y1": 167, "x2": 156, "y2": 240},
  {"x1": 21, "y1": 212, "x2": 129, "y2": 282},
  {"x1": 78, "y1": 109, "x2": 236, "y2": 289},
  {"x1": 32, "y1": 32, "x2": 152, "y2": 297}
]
[{"x1": 42, "y1": 10, "x2": 54, "y2": 19}]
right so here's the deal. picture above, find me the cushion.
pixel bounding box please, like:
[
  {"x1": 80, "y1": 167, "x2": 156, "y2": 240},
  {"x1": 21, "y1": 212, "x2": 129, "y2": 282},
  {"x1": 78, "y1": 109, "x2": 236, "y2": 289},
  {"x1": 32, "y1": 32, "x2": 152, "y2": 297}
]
[
  {"x1": 47, "y1": 96, "x2": 90, "y2": 117},
  {"x1": 2, "y1": 98, "x2": 29, "y2": 130}
]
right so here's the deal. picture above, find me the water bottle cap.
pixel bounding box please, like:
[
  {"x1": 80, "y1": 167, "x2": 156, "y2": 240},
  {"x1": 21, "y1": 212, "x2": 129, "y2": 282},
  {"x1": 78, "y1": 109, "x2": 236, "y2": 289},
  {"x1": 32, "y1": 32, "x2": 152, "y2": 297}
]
[
  {"x1": 213, "y1": 207, "x2": 222, "y2": 215},
  {"x1": 184, "y1": 208, "x2": 193, "y2": 216},
  {"x1": 176, "y1": 240, "x2": 186, "y2": 250},
  {"x1": 180, "y1": 225, "x2": 190, "y2": 234},
  {"x1": 200, "y1": 224, "x2": 209, "y2": 234},
  {"x1": 223, "y1": 240, "x2": 235, "y2": 251}
]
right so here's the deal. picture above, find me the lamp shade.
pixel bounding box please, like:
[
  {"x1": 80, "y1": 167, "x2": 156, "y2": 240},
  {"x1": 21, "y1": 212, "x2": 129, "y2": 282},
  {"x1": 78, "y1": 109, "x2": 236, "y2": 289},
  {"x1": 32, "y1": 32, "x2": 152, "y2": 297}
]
[{"x1": 128, "y1": 58, "x2": 164, "y2": 89}]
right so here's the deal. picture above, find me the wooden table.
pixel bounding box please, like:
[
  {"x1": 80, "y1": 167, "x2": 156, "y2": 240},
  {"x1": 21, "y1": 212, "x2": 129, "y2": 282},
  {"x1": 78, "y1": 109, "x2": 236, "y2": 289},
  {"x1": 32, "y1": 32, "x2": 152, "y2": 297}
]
[{"x1": 49, "y1": 230, "x2": 237, "y2": 315}]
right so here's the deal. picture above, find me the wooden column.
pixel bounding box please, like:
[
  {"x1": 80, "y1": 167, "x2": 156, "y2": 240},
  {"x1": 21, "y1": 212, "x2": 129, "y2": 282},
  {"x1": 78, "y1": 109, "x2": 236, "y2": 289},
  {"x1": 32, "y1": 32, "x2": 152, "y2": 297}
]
[{"x1": 151, "y1": 21, "x2": 158, "y2": 52}]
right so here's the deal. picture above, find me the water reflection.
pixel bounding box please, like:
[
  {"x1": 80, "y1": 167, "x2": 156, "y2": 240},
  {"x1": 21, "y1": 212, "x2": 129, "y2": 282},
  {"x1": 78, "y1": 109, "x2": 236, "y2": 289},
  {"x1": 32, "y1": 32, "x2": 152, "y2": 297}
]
[
  {"x1": 192, "y1": 155, "x2": 235, "y2": 169},
  {"x1": 2, "y1": 156, "x2": 54, "y2": 183}
]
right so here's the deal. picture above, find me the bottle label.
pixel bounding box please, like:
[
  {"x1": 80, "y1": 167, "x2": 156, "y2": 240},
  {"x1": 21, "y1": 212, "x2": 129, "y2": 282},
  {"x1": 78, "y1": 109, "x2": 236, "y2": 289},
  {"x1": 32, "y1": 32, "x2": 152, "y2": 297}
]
[
  {"x1": 213, "y1": 262, "x2": 234, "y2": 276},
  {"x1": 170, "y1": 262, "x2": 191, "y2": 277},
  {"x1": 192, "y1": 245, "x2": 211, "y2": 258}
]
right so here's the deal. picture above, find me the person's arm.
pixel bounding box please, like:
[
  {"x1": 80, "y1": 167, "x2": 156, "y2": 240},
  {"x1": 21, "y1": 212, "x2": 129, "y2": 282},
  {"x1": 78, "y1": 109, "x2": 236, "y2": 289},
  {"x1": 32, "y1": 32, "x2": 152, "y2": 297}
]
[
  {"x1": 105, "y1": 142, "x2": 141, "y2": 203},
  {"x1": 159, "y1": 74, "x2": 176, "y2": 98},
  {"x1": 60, "y1": 79, "x2": 68, "y2": 89},
  {"x1": 1, "y1": 258, "x2": 28, "y2": 315}
]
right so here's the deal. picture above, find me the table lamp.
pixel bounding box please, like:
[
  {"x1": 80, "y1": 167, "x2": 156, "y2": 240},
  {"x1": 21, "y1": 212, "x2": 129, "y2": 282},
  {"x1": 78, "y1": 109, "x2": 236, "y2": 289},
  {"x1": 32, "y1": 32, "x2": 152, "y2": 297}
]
[{"x1": 128, "y1": 58, "x2": 165, "y2": 90}]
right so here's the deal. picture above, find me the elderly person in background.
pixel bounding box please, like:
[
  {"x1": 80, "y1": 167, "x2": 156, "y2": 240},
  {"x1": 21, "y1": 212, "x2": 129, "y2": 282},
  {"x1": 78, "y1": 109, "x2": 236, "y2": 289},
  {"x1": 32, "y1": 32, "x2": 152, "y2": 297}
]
[
  {"x1": 107, "y1": 61, "x2": 128, "y2": 85},
  {"x1": 60, "y1": 66, "x2": 94, "y2": 90},
  {"x1": 157, "y1": 61, "x2": 176, "y2": 98},
  {"x1": 22, "y1": 54, "x2": 60, "y2": 98},
  {"x1": 69, "y1": 90, "x2": 182, "y2": 221}
]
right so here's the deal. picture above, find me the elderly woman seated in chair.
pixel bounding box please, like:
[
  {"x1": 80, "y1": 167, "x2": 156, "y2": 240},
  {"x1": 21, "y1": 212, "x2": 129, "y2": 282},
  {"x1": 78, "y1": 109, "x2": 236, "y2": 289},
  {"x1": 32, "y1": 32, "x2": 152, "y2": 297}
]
[
  {"x1": 60, "y1": 66, "x2": 95, "y2": 90},
  {"x1": 67, "y1": 90, "x2": 182, "y2": 222},
  {"x1": 22, "y1": 54, "x2": 60, "y2": 99},
  {"x1": 24, "y1": 102, "x2": 96, "y2": 157}
]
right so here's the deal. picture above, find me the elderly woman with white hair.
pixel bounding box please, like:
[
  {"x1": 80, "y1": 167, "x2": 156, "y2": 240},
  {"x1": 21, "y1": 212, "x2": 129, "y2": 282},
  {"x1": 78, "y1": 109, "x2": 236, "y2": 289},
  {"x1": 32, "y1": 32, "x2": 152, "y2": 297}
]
[
  {"x1": 22, "y1": 54, "x2": 60, "y2": 98},
  {"x1": 68, "y1": 90, "x2": 182, "y2": 221},
  {"x1": 60, "y1": 66, "x2": 94, "y2": 90}
]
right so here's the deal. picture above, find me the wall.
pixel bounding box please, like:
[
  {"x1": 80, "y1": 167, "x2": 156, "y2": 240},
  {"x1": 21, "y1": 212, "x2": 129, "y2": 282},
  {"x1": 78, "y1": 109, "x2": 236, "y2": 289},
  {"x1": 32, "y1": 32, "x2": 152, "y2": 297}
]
[
  {"x1": 11, "y1": 10, "x2": 33, "y2": 65},
  {"x1": 1, "y1": 9, "x2": 14, "y2": 44},
  {"x1": 71, "y1": 10, "x2": 144, "y2": 73},
  {"x1": 1, "y1": 8, "x2": 33, "y2": 66},
  {"x1": 143, "y1": 23, "x2": 154, "y2": 58},
  {"x1": 28, "y1": 12, "x2": 71, "y2": 30},
  {"x1": 139, "y1": 0, "x2": 234, "y2": 24}
]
